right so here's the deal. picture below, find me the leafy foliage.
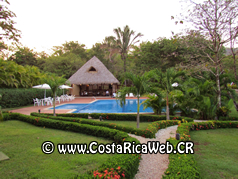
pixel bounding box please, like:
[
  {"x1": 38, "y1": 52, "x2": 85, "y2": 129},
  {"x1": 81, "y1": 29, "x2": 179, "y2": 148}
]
[
  {"x1": 0, "y1": 0, "x2": 21, "y2": 54},
  {"x1": 0, "y1": 88, "x2": 54, "y2": 108},
  {"x1": 43, "y1": 73, "x2": 67, "y2": 116},
  {"x1": 150, "y1": 67, "x2": 185, "y2": 120},
  {"x1": 117, "y1": 72, "x2": 152, "y2": 128},
  {"x1": 142, "y1": 93, "x2": 166, "y2": 115},
  {"x1": 0, "y1": 59, "x2": 47, "y2": 88}
]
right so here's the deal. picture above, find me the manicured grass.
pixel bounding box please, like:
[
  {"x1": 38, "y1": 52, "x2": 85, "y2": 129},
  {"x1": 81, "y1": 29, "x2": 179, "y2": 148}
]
[
  {"x1": 99, "y1": 120, "x2": 151, "y2": 130},
  {"x1": 0, "y1": 120, "x2": 113, "y2": 179},
  {"x1": 190, "y1": 128, "x2": 238, "y2": 179}
]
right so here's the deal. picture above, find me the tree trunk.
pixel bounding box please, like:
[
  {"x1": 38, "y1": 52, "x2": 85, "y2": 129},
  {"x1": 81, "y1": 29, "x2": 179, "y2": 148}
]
[
  {"x1": 216, "y1": 68, "x2": 222, "y2": 108},
  {"x1": 53, "y1": 92, "x2": 56, "y2": 116},
  {"x1": 137, "y1": 97, "x2": 140, "y2": 128},
  {"x1": 121, "y1": 53, "x2": 127, "y2": 86},
  {"x1": 166, "y1": 92, "x2": 170, "y2": 120}
]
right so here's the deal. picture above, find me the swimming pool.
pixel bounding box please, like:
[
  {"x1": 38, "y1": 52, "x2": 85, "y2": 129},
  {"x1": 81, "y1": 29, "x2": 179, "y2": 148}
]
[{"x1": 52, "y1": 99, "x2": 156, "y2": 113}]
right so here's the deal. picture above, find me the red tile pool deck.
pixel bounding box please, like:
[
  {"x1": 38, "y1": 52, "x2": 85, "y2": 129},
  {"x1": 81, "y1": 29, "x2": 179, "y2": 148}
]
[{"x1": 10, "y1": 97, "x2": 148, "y2": 115}]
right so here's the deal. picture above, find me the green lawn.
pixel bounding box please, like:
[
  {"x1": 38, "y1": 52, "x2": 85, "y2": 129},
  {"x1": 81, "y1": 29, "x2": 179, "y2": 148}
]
[
  {"x1": 0, "y1": 120, "x2": 113, "y2": 179},
  {"x1": 99, "y1": 120, "x2": 151, "y2": 130},
  {"x1": 190, "y1": 128, "x2": 238, "y2": 179}
]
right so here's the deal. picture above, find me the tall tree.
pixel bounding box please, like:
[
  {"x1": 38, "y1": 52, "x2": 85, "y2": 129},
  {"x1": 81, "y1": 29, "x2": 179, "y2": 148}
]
[
  {"x1": 10, "y1": 47, "x2": 37, "y2": 66},
  {"x1": 177, "y1": 0, "x2": 238, "y2": 108},
  {"x1": 52, "y1": 41, "x2": 87, "y2": 60},
  {"x1": 117, "y1": 72, "x2": 151, "y2": 128},
  {"x1": 113, "y1": 25, "x2": 143, "y2": 86}
]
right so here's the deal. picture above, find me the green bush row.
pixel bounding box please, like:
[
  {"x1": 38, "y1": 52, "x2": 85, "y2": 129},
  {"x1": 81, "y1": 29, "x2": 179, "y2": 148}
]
[
  {"x1": 163, "y1": 121, "x2": 238, "y2": 178},
  {"x1": 31, "y1": 113, "x2": 190, "y2": 138},
  {"x1": 219, "y1": 116, "x2": 238, "y2": 121},
  {"x1": 162, "y1": 138, "x2": 200, "y2": 179},
  {"x1": 90, "y1": 113, "x2": 194, "y2": 123},
  {"x1": 0, "y1": 88, "x2": 62, "y2": 108},
  {"x1": 40, "y1": 112, "x2": 194, "y2": 122},
  {"x1": 31, "y1": 112, "x2": 153, "y2": 138},
  {"x1": 3, "y1": 112, "x2": 141, "y2": 179}
]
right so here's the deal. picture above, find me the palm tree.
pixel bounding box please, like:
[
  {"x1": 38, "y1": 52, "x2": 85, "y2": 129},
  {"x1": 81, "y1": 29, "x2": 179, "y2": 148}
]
[
  {"x1": 113, "y1": 25, "x2": 143, "y2": 86},
  {"x1": 142, "y1": 93, "x2": 166, "y2": 115},
  {"x1": 151, "y1": 68, "x2": 185, "y2": 120},
  {"x1": 44, "y1": 73, "x2": 67, "y2": 116},
  {"x1": 117, "y1": 72, "x2": 151, "y2": 128}
]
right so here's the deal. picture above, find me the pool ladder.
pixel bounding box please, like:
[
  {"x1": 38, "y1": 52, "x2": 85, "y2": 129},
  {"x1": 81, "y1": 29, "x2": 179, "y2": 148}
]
[{"x1": 92, "y1": 96, "x2": 96, "y2": 100}]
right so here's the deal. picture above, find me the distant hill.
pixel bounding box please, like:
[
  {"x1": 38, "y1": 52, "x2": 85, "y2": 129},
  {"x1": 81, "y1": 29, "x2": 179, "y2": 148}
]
[{"x1": 225, "y1": 48, "x2": 238, "y2": 56}]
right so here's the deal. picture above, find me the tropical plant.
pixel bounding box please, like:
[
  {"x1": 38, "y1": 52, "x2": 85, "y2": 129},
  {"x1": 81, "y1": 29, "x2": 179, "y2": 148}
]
[
  {"x1": 117, "y1": 72, "x2": 151, "y2": 128},
  {"x1": 0, "y1": 59, "x2": 18, "y2": 87},
  {"x1": 142, "y1": 93, "x2": 166, "y2": 115},
  {"x1": 44, "y1": 73, "x2": 67, "y2": 116},
  {"x1": 216, "y1": 99, "x2": 234, "y2": 119},
  {"x1": 113, "y1": 25, "x2": 143, "y2": 85},
  {"x1": 151, "y1": 67, "x2": 185, "y2": 120}
]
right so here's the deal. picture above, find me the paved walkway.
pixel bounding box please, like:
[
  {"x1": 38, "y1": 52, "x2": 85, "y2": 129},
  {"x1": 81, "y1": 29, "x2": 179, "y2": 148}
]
[{"x1": 129, "y1": 125, "x2": 178, "y2": 179}]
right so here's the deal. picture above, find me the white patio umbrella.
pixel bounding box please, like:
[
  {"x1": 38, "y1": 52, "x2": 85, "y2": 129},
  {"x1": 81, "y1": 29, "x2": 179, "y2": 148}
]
[
  {"x1": 32, "y1": 83, "x2": 51, "y2": 98},
  {"x1": 59, "y1": 85, "x2": 72, "y2": 95}
]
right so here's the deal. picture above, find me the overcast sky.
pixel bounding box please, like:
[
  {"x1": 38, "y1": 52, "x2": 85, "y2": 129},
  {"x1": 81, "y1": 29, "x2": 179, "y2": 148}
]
[{"x1": 9, "y1": 0, "x2": 191, "y2": 54}]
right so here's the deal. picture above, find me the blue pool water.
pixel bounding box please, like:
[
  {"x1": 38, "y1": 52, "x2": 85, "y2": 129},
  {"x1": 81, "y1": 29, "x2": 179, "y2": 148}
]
[{"x1": 53, "y1": 99, "x2": 156, "y2": 113}]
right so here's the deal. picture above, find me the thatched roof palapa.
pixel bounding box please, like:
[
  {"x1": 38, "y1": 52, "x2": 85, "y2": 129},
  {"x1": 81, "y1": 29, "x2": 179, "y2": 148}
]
[{"x1": 68, "y1": 56, "x2": 120, "y2": 85}]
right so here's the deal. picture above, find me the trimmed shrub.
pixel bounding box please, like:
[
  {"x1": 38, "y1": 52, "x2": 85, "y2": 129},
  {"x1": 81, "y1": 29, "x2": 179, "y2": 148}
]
[
  {"x1": 3, "y1": 112, "x2": 141, "y2": 179},
  {"x1": 31, "y1": 113, "x2": 191, "y2": 138},
  {"x1": 0, "y1": 88, "x2": 63, "y2": 108},
  {"x1": 31, "y1": 112, "x2": 155, "y2": 138},
  {"x1": 40, "y1": 112, "x2": 194, "y2": 123},
  {"x1": 162, "y1": 138, "x2": 200, "y2": 179},
  {"x1": 219, "y1": 116, "x2": 238, "y2": 121}
]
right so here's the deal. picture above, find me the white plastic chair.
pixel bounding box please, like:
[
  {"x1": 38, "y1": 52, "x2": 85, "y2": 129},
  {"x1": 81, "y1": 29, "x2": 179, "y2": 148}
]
[
  {"x1": 126, "y1": 94, "x2": 128, "y2": 97},
  {"x1": 129, "y1": 93, "x2": 134, "y2": 97},
  {"x1": 72, "y1": 95, "x2": 75, "y2": 100},
  {"x1": 55, "y1": 97, "x2": 61, "y2": 104},
  {"x1": 33, "y1": 98, "x2": 41, "y2": 106},
  {"x1": 112, "y1": 93, "x2": 116, "y2": 98},
  {"x1": 60, "y1": 95, "x2": 65, "y2": 102},
  {"x1": 45, "y1": 97, "x2": 53, "y2": 105}
]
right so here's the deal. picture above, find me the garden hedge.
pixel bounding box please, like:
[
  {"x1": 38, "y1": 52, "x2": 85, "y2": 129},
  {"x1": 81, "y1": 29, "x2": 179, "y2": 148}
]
[
  {"x1": 219, "y1": 116, "x2": 238, "y2": 121},
  {"x1": 163, "y1": 121, "x2": 238, "y2": 178},
  {"x1": 31, "y1": 113, "x2": 191, "y2": 138},
  {"x1": 36, "y1": 112, "x2": 194, "y2": 122},
  {"x1": 3, "y1": 112, "x2": 141, "y2": 179},
  {"x1": 0, "y1": 88, "x2": 63, "y2": 108}
]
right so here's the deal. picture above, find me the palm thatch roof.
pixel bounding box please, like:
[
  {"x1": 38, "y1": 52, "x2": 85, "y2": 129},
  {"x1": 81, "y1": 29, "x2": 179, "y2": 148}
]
[{"x1": 68, "y1": 56, "x2": 120, "y2": 85}]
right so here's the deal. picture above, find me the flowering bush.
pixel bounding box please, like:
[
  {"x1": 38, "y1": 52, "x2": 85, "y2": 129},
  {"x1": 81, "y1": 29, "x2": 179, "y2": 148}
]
[{"x1": 93, "y1": 167, "x2": 125, "y2": 179}]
